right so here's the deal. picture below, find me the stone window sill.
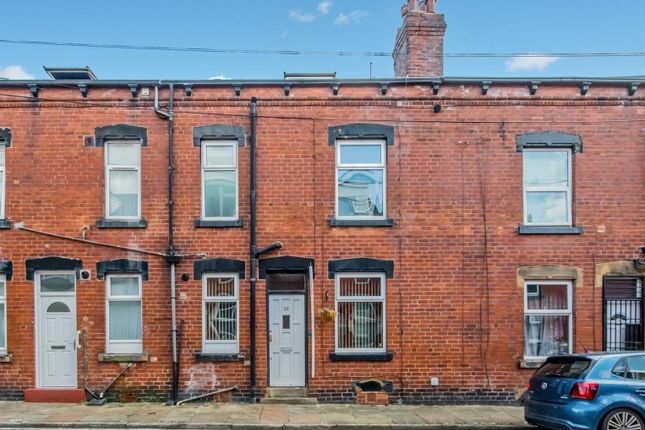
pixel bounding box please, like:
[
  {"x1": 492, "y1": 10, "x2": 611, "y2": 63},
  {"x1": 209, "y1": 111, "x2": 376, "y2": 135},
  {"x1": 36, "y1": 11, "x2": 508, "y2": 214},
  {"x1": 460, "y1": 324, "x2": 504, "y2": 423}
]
[
  {"x1": 518, "y1": 359, "x2": 545, "y2": 369},
  {"x1": 0, "y1": 220, "x2": 10, "y2": 229},
  {"x1": 329, "y1": 352, "x2": 393, "y2": 362},
  {"x1": 194, "y1": 219, "x2": 244, "y2": 228},
  {"x1": 328, "y1": 217, "x2": 395, "y2": 227},
  {"x1": 98, "y1": 353, "x2": 149, "y2": 363},
  {"x1": 0, "y1": 353, "x2": 12, "y2": 363},
  {"x1": 97, "y1": 219, "x2": 148, "y2": 229},
  {"x1": 518, "y1": 225, "x2": 583, "y2": 235},
  {"x1": 195, "y1": 353, "x2": 244, "y2": 362}
]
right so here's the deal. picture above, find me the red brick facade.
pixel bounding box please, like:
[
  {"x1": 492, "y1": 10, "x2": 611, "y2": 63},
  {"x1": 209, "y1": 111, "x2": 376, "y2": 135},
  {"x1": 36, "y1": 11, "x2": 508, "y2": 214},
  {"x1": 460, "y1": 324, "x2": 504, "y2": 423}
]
[
  {"x1": 0, "y1": 2, "x2": 643, "y2": 404},
  {"x1": 0, "y1": 80, "x2": 642, "y2": 403}
]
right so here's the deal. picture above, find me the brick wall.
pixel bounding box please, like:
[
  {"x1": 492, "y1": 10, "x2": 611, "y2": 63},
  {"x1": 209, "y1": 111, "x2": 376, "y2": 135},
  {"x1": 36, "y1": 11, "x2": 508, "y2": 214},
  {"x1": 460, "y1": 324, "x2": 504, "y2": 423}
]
[{"x1": 0, "y1": 82, "x2": 642, "y2": 402}]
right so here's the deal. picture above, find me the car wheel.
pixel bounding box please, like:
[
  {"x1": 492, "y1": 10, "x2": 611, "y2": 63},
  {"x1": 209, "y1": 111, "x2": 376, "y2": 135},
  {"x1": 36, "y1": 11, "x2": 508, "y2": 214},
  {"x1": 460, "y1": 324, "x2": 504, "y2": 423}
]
[{"x1": 602, "y1": 409, "x2": 644, "y2": 430}]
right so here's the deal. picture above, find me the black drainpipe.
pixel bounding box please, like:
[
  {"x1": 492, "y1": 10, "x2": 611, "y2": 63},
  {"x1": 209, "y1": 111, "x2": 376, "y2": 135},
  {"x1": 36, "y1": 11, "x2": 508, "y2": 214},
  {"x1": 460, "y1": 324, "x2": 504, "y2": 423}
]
[
  {"x1": 155, "y1": 84, "x2": 181, "y2": 405},
  {"x1": 249, "y1": 97, "x2": 258, "y2": 401}
]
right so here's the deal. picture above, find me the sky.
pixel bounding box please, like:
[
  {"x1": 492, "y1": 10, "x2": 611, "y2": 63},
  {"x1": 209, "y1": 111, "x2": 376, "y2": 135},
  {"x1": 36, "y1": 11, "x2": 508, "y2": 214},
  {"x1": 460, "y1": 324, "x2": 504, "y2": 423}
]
[{"x1": 0, "y1": 0, "x2": 643, "y2": 81}]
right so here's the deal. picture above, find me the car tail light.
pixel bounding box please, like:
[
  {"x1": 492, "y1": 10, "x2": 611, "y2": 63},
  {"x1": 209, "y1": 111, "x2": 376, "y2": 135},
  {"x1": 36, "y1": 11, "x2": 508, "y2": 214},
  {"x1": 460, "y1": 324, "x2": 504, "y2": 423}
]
[{"x1": 570, "y1": 382, "x2": 599, "y2": 400}]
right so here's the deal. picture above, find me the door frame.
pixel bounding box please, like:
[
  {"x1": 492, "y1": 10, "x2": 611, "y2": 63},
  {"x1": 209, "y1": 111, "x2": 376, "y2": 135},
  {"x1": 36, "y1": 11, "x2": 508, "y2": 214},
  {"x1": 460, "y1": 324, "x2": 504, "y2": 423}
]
[
  {"x1": 265, "y1": 271, "x2": 308, "y2": 388},
  {"x1": 34, "y1": 271, "x2": 78, "y2": 389}
]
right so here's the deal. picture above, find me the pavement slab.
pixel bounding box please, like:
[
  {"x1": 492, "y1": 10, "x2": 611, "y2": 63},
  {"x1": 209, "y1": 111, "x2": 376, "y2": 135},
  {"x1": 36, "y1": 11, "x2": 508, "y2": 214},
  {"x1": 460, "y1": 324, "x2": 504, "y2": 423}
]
[{"x1": 0, "y1": 401, "x2": 532, "y2": 429}]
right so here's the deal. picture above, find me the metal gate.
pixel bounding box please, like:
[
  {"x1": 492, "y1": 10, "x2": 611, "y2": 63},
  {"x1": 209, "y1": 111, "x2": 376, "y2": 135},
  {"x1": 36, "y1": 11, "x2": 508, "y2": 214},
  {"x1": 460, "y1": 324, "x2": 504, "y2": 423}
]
[{"x1": 603, "y1": 276, "x2": 644, "y2": 351}]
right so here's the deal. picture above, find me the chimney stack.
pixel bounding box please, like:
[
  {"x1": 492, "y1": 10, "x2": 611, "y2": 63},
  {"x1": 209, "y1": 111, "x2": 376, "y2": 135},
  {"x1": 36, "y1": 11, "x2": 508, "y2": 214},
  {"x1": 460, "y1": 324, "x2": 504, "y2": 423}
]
[{"x1": 393, "y1": 0, "x2": 446, "y2": 78}]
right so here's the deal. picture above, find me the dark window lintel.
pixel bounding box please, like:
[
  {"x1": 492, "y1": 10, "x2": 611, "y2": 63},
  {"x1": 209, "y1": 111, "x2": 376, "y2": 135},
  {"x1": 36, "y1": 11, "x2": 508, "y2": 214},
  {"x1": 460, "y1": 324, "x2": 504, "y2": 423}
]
[
  {"x1": 516, "y1": 131, "x2": 582, "y2": 153},
  {"x1": 95, "y1": 124, "x2": 148, "y2": 147},
  {"x1": 328, "y1": 124, "x2": 394, "y2": 146},
  {"x1": 193, "y1": 124, "x2": 246, "y2": 147}
]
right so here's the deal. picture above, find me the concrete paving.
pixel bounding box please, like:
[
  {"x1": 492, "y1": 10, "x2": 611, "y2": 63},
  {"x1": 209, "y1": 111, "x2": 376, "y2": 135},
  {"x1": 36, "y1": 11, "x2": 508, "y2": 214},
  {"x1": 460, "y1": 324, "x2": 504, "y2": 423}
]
[{"x1": 0, "y1": 401, "x2": 532, "y2": 429}]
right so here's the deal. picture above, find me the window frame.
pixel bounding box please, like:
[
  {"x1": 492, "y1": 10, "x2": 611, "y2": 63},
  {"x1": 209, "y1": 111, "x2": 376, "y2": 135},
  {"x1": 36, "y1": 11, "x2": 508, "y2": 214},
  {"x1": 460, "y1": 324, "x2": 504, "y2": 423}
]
[
  {"x1": 104, "y1": 140, "x2": 142, "y2": 221},
  {"x1": 334, "y1": 272, "x2": 387, "y2": 354},
  {"x1": 105, "y1": 274, "x2": 143, "y2": 354},
  {"x1": 522, "y1": 148, "x2": 572, "y2": 227},
  {"x1": 202, "y1": 273, "x2": 240, "y2": 354},
  {"x1": 335, "y1": 139, "x2": 387, "y2": 221},
  {"x1": 523, "y1": 280, "x2": 573, "y2": 361},
  {"x1": 0, "y1": 274, "x2": 5, "y2": 353},
  {"x1": 200, "y1": 140, "x2": 239, "y2": 222}
]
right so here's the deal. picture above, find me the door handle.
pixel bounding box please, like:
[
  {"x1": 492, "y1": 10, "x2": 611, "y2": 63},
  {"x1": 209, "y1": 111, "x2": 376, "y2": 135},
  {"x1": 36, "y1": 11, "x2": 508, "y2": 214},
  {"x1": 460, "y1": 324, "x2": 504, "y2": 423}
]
[
  {"x1": 76, "y1": 331, "x2": 81, "y2": 350},
  {"x1": 51, "y1": 345, "x2": 66, "y2": 350}
]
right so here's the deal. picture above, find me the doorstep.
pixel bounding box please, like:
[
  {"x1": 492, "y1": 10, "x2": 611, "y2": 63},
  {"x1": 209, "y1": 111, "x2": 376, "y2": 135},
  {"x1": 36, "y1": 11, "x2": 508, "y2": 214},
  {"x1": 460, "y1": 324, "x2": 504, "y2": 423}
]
[{"x1": 23, "y1": 388, "x2": 85, "y2": 403}]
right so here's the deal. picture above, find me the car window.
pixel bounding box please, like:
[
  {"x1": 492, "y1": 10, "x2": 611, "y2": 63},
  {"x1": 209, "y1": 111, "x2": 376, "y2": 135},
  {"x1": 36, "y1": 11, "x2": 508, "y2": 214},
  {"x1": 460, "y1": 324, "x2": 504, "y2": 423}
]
[
  {"x1": 627, "y1": 356, "x2": 645, "y2": 380},
  {"x1": 535, "y1": 358, "x2": 592, "y2": 378},
  {"x1": 612, "y1": 359, "x2": 627, "y2": 378}
]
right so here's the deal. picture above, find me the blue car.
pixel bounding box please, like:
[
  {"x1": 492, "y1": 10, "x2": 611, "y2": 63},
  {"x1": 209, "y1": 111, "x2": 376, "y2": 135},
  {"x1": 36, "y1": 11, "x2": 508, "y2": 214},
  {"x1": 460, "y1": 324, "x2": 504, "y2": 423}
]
[{"x1": 525, "y1": 352, "x2": 645, "y2": 430}]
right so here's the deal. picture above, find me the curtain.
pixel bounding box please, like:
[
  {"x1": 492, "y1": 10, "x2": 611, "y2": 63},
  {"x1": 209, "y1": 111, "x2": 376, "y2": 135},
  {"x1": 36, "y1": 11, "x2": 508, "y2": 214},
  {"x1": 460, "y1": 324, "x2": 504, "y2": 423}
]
[
  {"x1": 525, "y1": 284, "x2": 568, "y2": 357},
  {"x1": 109, "y1": 301, "x2": 142, "y2": 340}
]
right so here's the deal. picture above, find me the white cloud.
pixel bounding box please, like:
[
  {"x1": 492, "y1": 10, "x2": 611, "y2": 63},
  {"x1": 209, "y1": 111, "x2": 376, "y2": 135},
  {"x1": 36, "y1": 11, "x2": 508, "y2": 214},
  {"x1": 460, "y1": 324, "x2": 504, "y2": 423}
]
[
  {"x1": 280, "y1": 30, "x2": 289, "y2": 39},
  {"x1": 209, "y1": 75, "x2": 230, "y2": 80},
  {"x1": 289, "y1": 9, "x2": 316, "y2": 23},
  {"x1": 334, "y1": 10, "x2": 368, "y2": 25},
  {"x1": 505, "y1": 55, "x2": 558, "y2": 72},
  {"x1": 0, "y1": 65, "x2": 34, "y2": 80},
  {"x1": 318, "y1": 1, "x2": 332, "y2": 15}
]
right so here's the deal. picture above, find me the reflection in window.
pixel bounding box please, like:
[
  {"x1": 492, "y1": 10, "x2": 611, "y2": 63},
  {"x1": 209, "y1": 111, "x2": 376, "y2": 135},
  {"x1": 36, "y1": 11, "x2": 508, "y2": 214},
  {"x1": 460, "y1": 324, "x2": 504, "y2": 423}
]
[{"x1": 336, "y1": 141, "x2": 386, "y2": 219}]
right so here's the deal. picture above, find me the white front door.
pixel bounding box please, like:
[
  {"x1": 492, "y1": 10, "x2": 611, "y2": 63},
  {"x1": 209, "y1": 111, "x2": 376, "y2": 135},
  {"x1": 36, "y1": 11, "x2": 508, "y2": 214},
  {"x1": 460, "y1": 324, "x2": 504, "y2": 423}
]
[
  {"x1": 269, "y1": 294, "x2": 305, "y2": 387},
  {"x1": 37, "y1": 273, "x2": 77, "y2": 388}
]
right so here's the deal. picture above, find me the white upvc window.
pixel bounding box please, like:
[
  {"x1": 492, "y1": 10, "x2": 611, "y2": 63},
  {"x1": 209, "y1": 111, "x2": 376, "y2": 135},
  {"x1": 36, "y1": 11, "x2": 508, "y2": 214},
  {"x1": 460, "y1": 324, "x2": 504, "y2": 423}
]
[
  {"x1": 201, "y1": 140, "x2": 238, "y2": 220},
  {"x1": 335, "y1": 140, "x2": 386, "y2": 220},
  {"x1": 523, "y1": 148, "x2": 572, "y2": 226},
  {"x1": 0, "y1": 275, "x2": 6, "y2": 353},
  {"x1": 202, "y1": 274, "x2": 239, "y2": 354},
  {"x1": 0, "y1": 145, "x2": 5, "y2": 219},
  {"x1": 524, "y1": 280, "x2": 573, "y2": 360},
  {"x1": 106, "y1": 275, "x2": 142, "y2": 354},
  {"x1": 105, "y1": 141, "x2": 141, "y2": 220},
  {"x1": 335, "y1": 273, "x2": 386, "y2": 353}
]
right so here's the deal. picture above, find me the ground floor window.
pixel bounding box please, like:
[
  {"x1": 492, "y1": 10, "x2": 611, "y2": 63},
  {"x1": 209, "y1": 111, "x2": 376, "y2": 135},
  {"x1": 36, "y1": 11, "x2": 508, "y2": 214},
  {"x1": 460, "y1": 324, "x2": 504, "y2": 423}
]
[
  {"x1": 335, "y1": 273, "x2": 386, "y2": 353},
  {"x1": 524, "y1": 280, "x2": 572, "y2": 359},
  {"x1": 106, "y1": 275, "x2": 142, "y2": 353},
  {"x1": 0, "y1": 275, "x2": 5, "y2": 353},
  {"x1": 202, "y1": 274, "x2": 239, "y2": 354}
]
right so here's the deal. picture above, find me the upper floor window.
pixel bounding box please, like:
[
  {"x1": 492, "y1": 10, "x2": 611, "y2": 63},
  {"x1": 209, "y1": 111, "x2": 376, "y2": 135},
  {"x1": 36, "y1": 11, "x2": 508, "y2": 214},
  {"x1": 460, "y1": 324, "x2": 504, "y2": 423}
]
[
  {"x1": 106, "y1": 275, "x2": 142, "y2": 353},
  {"x1": 0, "y1": 145, "x2": 5, "y2": 220},
  {"x1": 0, "y1": 275, "x2": 6, "y2": 353},
  {"x1": 524, "y1": 281, "x2": 572, "y2": 359},
  {"x1": 105, "y1": 141, "x2": 141, "y2": 220},
  {"x1": 517, "y1": 131, "x2": 581, "y2": 233},
  {"x1": 336, "y1": 140, "x2": 386, "y2": 219},
  {"x1": 202, "y1": 141, "x2": 238, "y2": 220},
  {"x1": 523, "y1": 149, "x2": 571, "y2": 226},
  {"x1": 202, "y1": 274, "x2": 239, "y2": 354},
  {"x1": 335, "y1": 273, "x2": 386, "y2": 353}
]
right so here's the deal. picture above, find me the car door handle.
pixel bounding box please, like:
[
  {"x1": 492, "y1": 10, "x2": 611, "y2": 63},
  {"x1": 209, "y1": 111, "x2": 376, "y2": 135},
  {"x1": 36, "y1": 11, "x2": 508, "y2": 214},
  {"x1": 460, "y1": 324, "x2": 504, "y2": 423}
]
[{"x1": 50, "y1": 345, "x2": 66, "y2": 350}]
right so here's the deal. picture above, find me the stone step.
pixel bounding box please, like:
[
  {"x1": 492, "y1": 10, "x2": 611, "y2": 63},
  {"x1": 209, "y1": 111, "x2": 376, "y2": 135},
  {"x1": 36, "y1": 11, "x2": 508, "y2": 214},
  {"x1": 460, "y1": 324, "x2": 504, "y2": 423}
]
[
  {"x1": 259, "y1": 396, "x2": 319, "y2": 405},
  {"x1": 266, "y1": 387, "x2": 308, "y2": 398}
]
